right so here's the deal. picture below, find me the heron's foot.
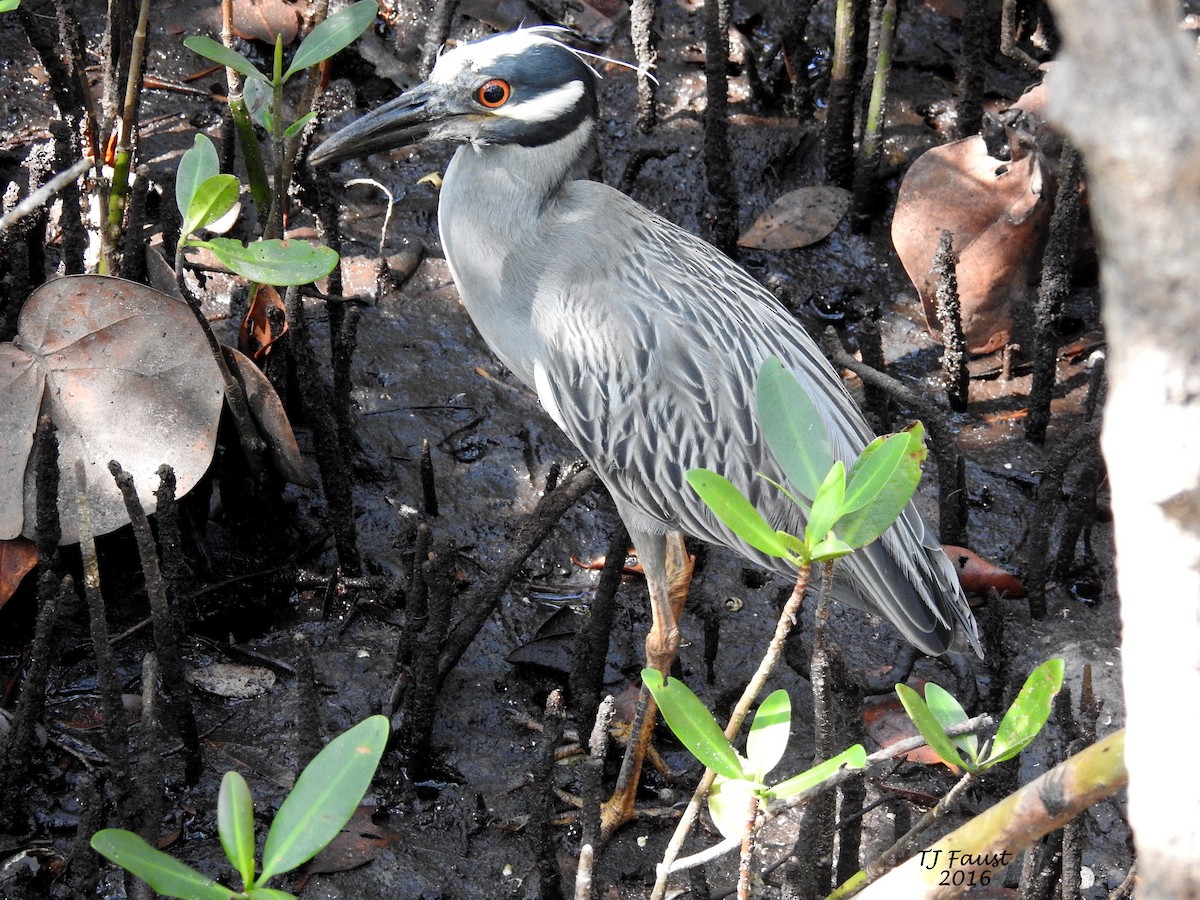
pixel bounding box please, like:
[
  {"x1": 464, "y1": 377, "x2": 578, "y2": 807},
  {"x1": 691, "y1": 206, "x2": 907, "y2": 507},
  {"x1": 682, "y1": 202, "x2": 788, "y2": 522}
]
[{"x1": 599, "y1": 781, "x2": 640, "y2": 842}]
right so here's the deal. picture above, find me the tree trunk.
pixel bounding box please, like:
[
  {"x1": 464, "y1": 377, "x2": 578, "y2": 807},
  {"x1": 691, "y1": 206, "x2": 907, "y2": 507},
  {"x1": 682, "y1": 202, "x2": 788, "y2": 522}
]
[{"x1": 1043, "y1": 0, "x2": 1200, "y2": 895}]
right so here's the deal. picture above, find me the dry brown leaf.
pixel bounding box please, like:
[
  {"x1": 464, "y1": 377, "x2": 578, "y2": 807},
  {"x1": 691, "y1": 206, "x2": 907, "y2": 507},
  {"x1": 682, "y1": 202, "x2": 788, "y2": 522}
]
[
  {"x1": 305, "y1": 806, "x2": 391, "y2": 876},
  {"x1": 232, "y1": 0, "x2": 304, "y2": 44},
  {"x1": 223, "y1": 347, "x2": 315, "y2": 488},
  {"x1": 738, "y1": 186, "x2": 851, "y2": 250},
  {"x1": 891, "y1": 123, "x2": 1053, "y2": 354},
  {"x1": 239, "y1": 283, "x2": 288, "y2": 359},
  {"x1": 0, "y1": 276, "x2": 224, "y2": 544},
  {"x1": 0, "y1": 537, "x2": 39, "y2": 612},
  {"x1": 943, "y1": 544, "x2": 1027, "y2": 598},
  {"x1": 864, "y1": 693, "x2": 959, "y2": 771}
]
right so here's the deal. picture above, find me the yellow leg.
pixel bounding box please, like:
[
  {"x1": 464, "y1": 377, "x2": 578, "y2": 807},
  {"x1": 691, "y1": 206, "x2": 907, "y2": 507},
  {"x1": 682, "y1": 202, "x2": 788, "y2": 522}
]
[{"x1": 600, "y1": 531, "x2": 694, "y2": 841}]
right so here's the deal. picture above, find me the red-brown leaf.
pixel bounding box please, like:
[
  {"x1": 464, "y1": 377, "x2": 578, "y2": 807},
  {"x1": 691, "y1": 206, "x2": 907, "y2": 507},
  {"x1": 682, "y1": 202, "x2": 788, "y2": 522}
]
[
  {"x1": 231, "y1": 0, "x2": 303, "y2": 44},
  {"x1": 239, "y1": 283, "x2": 288, "y2": 359},
  {"x1": 943, "y1": 544, "x2": 1027, "y2": 597},
  {"x1": 892, "y1": 125, "x2": 1053, "y2": 354},
  {"x1": 864, "y1": 692, "x2": 956, "y2": 770},
  {"x1": 0, "y1": 537, "x2": 38, "y2": 612},
  {"x1": 223, "y1": 346, "x2": 315, "y2": 488}
]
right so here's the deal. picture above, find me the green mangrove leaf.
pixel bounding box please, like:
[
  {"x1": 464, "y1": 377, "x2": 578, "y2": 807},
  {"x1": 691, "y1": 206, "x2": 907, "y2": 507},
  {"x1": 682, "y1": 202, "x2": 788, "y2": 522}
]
[
  {"x1": 756, "y1": 356, "x2": 835, "y2": 500},
  {"x1": 924, "y1": 683, "x2": 979, "y2": 764},
  {"x1": 181, "y1": 174, "x2": 240, "y2": 240},
  {"x1": 808, "y1": 534, "x2": 854, "y2": 562},
  {"x1": 841, "y1": 432, "x2": 909, "y2": 515},
  {"x1": 804, "y1": 462, "x2": 846, "y2": 547},
  {"x1": 244, "y1": 77, "x2": 272, "y2": 131},
  {"x1": 837, "y1": 422, "x2": 927, "y2": 549},
  {"x1": 90, "y1": 830, "x2": 237, "y2": 900},
  {"x1": 775, "y1": 529, "x2": 806, "y2": 558},
  {"x1": 641, "y1": 668, "x2": 744, "y2": 781},
  {"x1": 896, "y1": 682, "x2": 970, "y2": 771},
  {"x1": 176, "y1": 134, "x2": 220, "y2": 223},
  {"x1": 258, "y1": 715, "x2": 388, "y2": 884},
  {"x1": 218, "y1": 771, "x2": 256, "y2": 891},
  {"x1": 192, "y1": 238, "x2": 339, "y2": 286},
  {"x1": 273, "y1": 33, "x2": 284, "y2": 84},
  {"x1": 767, "y1": 744, "x2": 867, "y2": 800},
  {"x1": 745, "y1": 690, "x2": 791, "y2": 782},
  {"x1": 687, "y1": 469, "x2": 790, "y2": 559},
  {"x1": 283, "y1": 111, "x2": 319, "y2": 140},
  {"x1": 184, "y1": 36, "x2": 269, "y2": 83},
  {"x1": 988, "y1": 658, "x2": 1065, "y2": 766},
  {"x1": 283, "y1": 0, "x2": 377, "y2": 81}
]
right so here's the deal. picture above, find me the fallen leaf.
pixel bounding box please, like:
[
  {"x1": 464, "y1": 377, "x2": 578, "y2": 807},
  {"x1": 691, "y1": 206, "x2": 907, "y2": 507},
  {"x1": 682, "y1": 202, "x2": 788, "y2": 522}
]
[
  {"x1": 239, "y1": 282, "x2": 288, "y2": 359},
  {"x1": 505, "y1": 607, "x2": 581, "y2": 676},
  {"x1": 305, "y1": 806, "x2": 391, "y2": 875},
  {"x1": 892, "y1": 108, "x2": 1054, "y2": 354},
  {"x1": 738, "y1": 186, "x2": 851, "y2": 250},
  {"x1": 231, "y1": 0, "x2": 304, "y2": 44},
  {"x1": 144, "y1": 245, "x2": 184, "y2": 299},
  {"x1": 864, "y1": 691, "x2": 958, "y2": 771},
  {"x1": 0, "y1": 276, "x2": 224, "y2": 545},
  {"x1": 223, "y1": 346, "x2": 315, "y2": 488},
  {"x1": 943, "y1": 545, "x2": 1027, "y2": 597},
  {"x1": 185, "y1": 662, "x2": 276, "y2": 698},
  {"x1": 0, "y1": 537, "x2": 38, "y2": 612}
]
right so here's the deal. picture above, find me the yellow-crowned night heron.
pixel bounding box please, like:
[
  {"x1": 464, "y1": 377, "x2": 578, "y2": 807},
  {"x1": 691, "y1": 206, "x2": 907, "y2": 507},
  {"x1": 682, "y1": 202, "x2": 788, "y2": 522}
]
[{"x1": 311, "y1": 26, "x2": 981, "y2": 835}]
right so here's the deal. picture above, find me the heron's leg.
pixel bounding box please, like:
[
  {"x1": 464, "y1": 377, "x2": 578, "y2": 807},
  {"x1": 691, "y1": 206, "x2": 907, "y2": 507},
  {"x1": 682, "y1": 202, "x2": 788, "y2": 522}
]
[{"x1": 601, "y1": 530, "x2": 694, "y2": 841}]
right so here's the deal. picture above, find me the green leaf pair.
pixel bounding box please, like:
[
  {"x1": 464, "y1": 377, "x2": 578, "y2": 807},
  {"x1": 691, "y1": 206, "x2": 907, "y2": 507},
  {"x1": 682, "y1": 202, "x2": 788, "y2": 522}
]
[
  {"x1": 179, "y1": 0, "x2": 374, "y2": 233},
  {"x1": 175, "y1": 134, "x2": 339, "y2": 286},
  {"x1": 642, "y1": 670, "x2": 866, "y2": 840},
  {"x1": 184, "y1": 0, "x2": 377, "y2": 86},
  {"x1": 895, "y1": 658, "x2": 1065, "y2": 773},
  {"x1": 686, "y1": 356, "x2": 928, "y2": 567},
  {"x1": 92, "y1": 715, "x2": 389, "y2": 899}
]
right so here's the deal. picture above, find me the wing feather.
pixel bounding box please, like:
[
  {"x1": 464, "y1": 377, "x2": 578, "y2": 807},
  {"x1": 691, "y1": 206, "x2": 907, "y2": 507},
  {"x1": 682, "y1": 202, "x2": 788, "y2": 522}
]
[{"x1": 530, "y1": 180, "x2": 980, "y2": 655}]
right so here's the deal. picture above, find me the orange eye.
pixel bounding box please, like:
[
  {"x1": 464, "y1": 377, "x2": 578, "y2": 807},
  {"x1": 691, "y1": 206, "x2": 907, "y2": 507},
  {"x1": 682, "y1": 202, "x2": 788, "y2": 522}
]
[{"x1": 476, "y1": 79, "x2": 511, "y2": 109}]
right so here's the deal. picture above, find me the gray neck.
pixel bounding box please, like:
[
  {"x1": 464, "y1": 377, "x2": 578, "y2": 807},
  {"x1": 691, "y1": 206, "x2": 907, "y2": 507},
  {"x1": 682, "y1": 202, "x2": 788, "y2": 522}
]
[{"x1": 437, "y1": 122, "x2": 593, "y2": 387}]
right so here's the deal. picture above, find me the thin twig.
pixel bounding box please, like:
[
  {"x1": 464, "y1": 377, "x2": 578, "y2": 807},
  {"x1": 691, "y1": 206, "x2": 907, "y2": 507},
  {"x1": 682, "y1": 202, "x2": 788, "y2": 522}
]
[
  {"x1": 103, "y1": 0, "x2": 152, "y2": 269},
  {"x1": 0, "y1": 156, "x2": 92, "y2": 237},
  {"x1": 665, "y1": 714, "x2": 993, "y2": 874},
  {"x1": 737, "y1": 792, "x2": 760, "y2": 900},
  {"x1": 651, "y1": 565, "x2": 812, "y2": 900},
  {"x1": 221, "y1": 0, "x2": 271, "y2": 217}
]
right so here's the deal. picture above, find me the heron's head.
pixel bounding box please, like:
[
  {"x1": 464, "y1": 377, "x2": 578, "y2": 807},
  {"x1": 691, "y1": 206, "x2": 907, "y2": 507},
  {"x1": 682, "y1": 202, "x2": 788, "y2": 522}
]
[{"x1": 310, "y1": 28, "x2": 599, "y2": 166}]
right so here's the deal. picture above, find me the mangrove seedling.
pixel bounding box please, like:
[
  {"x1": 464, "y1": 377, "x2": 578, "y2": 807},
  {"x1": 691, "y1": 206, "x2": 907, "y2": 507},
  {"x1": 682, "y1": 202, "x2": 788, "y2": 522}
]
[{"x1": 92, "y1": 715, "x2": 388, "y2": 899}]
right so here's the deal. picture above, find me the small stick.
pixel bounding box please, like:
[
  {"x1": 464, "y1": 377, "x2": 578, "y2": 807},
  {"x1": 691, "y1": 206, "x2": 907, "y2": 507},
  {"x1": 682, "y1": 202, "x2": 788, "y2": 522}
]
[
  {"x1": 0, "y1": 156, "x2": 92, "y2": 237},
  {"x1": 651, "y1": 564, "x2": 813, "y2": 900}
]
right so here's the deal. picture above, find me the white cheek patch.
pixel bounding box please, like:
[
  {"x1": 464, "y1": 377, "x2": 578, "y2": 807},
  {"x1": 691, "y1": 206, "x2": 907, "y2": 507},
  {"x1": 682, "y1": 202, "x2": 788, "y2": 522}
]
[{"x1": 494, "y1": 80, "x2": 584, "y2": 123}]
